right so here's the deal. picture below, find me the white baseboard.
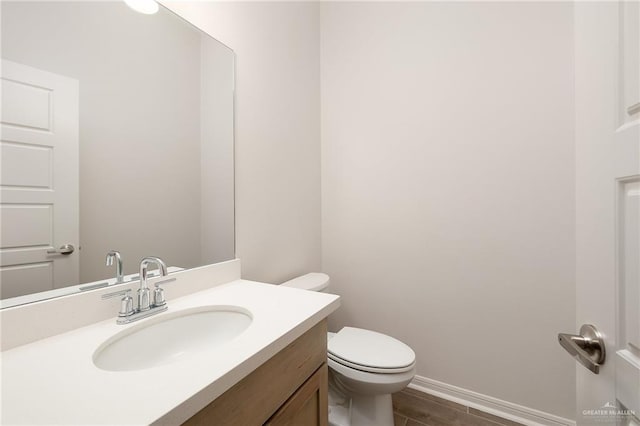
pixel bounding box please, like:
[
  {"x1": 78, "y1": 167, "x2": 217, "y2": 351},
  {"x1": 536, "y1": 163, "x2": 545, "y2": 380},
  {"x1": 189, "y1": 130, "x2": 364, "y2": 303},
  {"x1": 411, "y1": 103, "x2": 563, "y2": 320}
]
[{"x1": 408, "y1": 375, "x2": 576, "y2": 426}]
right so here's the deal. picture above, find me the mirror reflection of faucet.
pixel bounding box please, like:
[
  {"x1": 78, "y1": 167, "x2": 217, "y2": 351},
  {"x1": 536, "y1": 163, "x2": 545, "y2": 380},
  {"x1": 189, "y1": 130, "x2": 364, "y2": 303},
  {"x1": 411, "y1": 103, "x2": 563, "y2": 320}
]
[
  {"x1": 78, "y1": 270, "x2": 164, "y2": 292},
  {"x1": 101, "y1": 257, "x2": 177, "y2": 324},
  {"x1": 106, "y1": 250, "x2": 124, "y2": 284},
  {"x1": 78, "y1": 266, "x2": 181, "y2": 292}
]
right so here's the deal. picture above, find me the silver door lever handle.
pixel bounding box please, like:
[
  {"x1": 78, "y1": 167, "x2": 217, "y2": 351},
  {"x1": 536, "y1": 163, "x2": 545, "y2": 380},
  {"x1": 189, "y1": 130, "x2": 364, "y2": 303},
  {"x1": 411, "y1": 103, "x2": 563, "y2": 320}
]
[
  {"x1": 47, "y1": 244, "x2": 75, "y2": 255},
  {"x1": 558, "y1": 324, "x2": 606, "y2": 374}
]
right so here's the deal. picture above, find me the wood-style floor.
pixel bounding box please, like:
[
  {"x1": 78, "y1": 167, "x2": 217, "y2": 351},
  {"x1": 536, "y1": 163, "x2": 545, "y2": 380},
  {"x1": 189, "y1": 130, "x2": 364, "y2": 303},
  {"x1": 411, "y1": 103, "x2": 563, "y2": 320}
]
[{"x1": 392, "y1": 388, "x2": 524, "y2": 426}]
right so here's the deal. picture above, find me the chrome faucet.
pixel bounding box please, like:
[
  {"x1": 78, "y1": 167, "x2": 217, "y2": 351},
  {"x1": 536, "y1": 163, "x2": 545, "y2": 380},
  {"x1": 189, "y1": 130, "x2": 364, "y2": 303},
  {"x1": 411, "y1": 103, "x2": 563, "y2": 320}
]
[
  {"x1": 101, "y1": 256, "x2": 176, "y2": 324},
  {"x1": 137, "y1": 256, "x2": 168, "y2": 311},
  {"x1": 106, "y1": 250, "x2": 124, "y2": 284}
]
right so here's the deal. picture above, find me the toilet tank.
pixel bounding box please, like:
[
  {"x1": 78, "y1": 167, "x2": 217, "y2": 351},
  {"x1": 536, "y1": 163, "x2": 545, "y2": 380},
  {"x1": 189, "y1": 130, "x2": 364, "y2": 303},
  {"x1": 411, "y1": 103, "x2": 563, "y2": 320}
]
[{"x1": 280, "y1": 272, "x2": 330, "y2": 292}]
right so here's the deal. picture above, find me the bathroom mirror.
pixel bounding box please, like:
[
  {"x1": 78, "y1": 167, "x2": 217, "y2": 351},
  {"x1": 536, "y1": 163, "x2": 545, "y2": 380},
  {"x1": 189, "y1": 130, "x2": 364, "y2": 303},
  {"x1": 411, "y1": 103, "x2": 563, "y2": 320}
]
[{"x1": 0, "y1": 1, "x2": 235, "y2": 308}]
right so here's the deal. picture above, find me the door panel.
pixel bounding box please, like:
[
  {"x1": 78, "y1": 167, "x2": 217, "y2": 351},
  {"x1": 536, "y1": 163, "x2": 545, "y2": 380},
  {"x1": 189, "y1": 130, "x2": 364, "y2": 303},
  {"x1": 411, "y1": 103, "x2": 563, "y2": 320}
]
[
  {"x1": 614, "y1": 101, "x2": 640, "y2": 422},
  {"x1": 0, "y1": 205, "x2": 52, "y2": 247},
  {"x1": 1, "y1": 78, "x2": 52, "y2": 131},
  {"x1": 0, "y1": 262, "x2": 52, "y2": 299},
  {"x1": 0, "y1": 60, "x2": 79, "y2": 298},
  {"x1": 265, "y1": 364, "x2": 328, "y2": 426},
  {"x1": 614, "y1": 0, "x2": 640, "y2": 418},
  {"x1": 620, "y1": 180, "x2": 640, "y2": 352},
  {"x1": 1, "y1": 142, "x2": 52, "y2": 188},
  {"x1": 574, "y1": 1, "x2": 640, "y2": 423},
  {"x1": 620, "y1": 0, "x2": 640, "y2": 123}
]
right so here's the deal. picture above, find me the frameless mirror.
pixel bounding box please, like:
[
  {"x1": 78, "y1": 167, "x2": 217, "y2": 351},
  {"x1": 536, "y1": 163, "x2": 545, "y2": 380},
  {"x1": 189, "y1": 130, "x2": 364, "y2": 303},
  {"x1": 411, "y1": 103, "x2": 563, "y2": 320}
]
[{"x1": 0, "y1": 1, "x2": 235, "y2": 308}]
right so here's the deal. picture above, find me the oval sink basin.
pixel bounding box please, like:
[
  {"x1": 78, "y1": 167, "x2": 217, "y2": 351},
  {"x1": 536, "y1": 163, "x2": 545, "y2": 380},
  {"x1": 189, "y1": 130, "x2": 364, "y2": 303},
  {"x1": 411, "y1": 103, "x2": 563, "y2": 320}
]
[{"x1": 93, "y1": 306, "x2": 252, "y2": 372}]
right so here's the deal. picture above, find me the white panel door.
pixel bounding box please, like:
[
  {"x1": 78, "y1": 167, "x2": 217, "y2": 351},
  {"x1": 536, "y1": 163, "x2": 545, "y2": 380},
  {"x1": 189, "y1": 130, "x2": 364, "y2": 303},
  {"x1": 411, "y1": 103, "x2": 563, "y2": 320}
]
[
  {"x1": 0, "y1": 60, "x2": 79, "y2": 299},
  {"x1": 573, "y1": 1, "x2": 640, "y2": 425},
  {"x1": 614, "y1": 0, "x2": 640, "y2": 420}
]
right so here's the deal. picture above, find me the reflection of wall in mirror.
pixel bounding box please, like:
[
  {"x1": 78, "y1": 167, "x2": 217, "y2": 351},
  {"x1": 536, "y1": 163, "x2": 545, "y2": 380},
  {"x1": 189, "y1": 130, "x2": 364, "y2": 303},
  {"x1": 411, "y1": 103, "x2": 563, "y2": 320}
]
[
  {"x1": 1, "y1": 1, "x2": 233, "y2": 289},
  {"x1": 200, "y1": 36, "x2": 235, "y2": 264}
]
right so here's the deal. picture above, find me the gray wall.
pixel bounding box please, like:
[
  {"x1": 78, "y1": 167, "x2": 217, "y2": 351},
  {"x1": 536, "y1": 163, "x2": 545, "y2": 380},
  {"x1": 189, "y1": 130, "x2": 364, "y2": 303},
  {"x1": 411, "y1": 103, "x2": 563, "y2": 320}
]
[{"x1": 320, "y1": 2, "x2": 576, "y2": 419}]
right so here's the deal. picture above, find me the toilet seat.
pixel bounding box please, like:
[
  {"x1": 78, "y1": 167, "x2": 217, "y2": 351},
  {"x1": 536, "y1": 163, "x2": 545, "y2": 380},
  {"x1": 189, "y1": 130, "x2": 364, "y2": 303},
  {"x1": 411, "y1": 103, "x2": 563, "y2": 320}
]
[
  {"x1": 328, "y1": 353, "x2": 416, "y2": 374},
  {"x1": 328, "y1": 327, "x2": 416, "y2": 374}
]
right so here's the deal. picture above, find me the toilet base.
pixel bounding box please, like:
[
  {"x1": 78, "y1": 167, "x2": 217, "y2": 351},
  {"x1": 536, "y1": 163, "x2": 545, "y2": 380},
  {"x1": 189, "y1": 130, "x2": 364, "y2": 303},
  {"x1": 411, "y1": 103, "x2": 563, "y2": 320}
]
[
  {"x1": 350, "y1": 393, "x2": 394, "y2": 426},
  {"x1": 328, "y1": 385, "x2": 394, "y2": 426}
]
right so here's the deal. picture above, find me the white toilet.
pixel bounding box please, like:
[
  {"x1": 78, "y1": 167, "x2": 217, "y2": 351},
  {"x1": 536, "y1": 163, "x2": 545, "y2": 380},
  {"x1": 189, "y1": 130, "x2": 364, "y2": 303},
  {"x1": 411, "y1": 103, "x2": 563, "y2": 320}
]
[{"x1": 281, "y1": 273, "x2": 416, "y2": 426}]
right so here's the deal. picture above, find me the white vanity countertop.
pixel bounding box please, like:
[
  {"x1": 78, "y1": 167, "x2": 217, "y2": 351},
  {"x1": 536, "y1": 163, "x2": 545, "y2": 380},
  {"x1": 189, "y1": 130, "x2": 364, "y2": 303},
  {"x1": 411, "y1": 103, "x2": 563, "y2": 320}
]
[{"x1": 1, "y1": 280, "x2": 340, "y2": 425}]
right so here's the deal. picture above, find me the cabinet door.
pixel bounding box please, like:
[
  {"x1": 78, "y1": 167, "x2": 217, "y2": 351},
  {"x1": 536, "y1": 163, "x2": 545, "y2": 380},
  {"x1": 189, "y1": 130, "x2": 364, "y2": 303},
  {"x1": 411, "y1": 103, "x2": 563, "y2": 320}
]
[
  {"x1": 265, "y1": 363, "x2": 328, "y2": 426},
  {"x1": 182, "y1": 321, "x2": 327, "y2": 426}
]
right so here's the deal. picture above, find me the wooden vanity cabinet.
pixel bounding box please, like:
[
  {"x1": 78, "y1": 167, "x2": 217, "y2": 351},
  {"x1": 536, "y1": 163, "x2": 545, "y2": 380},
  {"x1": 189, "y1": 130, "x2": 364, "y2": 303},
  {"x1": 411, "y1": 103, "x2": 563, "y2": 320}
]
[
  {"x1": 183, "y1": 320, "x2": 328, "y2": 426},
  {"x1": 265, "y1": 363, "x2": 328, "y2": 426}
]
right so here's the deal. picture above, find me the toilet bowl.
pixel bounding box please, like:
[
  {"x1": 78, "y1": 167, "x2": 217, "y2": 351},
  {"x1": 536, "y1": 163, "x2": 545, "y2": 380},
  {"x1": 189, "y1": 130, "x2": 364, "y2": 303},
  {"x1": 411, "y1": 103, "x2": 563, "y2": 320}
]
[{"x1": 281, "y1": 273, "x2": 416, "y2": 426}]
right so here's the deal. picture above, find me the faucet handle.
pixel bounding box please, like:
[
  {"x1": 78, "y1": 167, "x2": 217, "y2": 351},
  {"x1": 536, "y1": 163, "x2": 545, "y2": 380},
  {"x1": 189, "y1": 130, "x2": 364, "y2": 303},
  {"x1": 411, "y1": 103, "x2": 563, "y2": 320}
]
[
  {"x1": 153, "y1": 278, "x2": 177, "y2": 307},
  {"x1": 101, "y1": 288, "x2": 134, "y2": 318}
]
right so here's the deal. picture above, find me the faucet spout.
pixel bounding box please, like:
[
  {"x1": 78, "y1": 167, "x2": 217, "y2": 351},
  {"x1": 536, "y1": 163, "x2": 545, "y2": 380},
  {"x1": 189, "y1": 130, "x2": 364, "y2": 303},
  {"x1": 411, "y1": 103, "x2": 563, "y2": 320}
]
[
  {"x1": 106, "y1": 250, "x2": 124, "y2": 284},
  {"x1": 138, "y1": 257, "x2": 168, "y2": 311}
]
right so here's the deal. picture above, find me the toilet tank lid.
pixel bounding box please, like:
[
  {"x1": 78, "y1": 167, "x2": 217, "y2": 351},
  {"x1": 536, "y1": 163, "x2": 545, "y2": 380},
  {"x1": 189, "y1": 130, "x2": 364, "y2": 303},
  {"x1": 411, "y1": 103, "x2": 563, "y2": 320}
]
[{"x1": 280, "y1": 272, "x2": 330, "y2": 292}]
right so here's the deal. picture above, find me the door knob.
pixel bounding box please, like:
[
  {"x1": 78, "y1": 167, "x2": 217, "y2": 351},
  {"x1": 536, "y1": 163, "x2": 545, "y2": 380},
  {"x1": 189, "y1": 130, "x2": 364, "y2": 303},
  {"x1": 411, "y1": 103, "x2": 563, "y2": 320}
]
[
  {"x1": 47, "y1": 244, "x2": 75, "y2": 255},
  {"x1": 558, "y1": 324, "x2": 606, "y2": 374}
]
